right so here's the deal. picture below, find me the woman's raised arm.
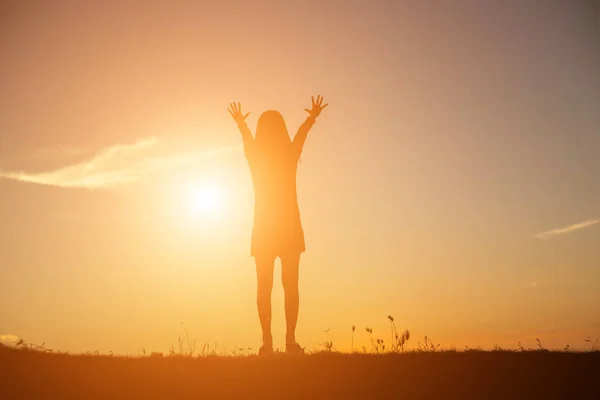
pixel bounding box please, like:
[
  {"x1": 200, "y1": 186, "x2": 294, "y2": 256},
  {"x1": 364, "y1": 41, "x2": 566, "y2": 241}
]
[
  {"x1": 292, "y1": 95, "x2": 328, "y2": 159},
  {"x1": 227, "y1": 102, "x2": 254, "y2": 159}
]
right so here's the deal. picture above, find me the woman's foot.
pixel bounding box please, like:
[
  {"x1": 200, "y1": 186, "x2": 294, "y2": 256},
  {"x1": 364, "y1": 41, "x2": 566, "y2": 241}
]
[
  {"x1": 258, "y1": 345, "x2": 273, "y2": 356},
  {"x1": 286, "y1": 342, "x2": 305, "y2": 356}
]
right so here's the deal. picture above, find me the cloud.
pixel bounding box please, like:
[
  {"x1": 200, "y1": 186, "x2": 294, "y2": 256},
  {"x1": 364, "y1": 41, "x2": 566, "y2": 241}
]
[
  {"x1": 0, "y1": 138, "x2": 239, "y2": 189},
  {"x1": 0, "y1": 334, "x2": 21, "y2": 346},
  {"x1": 534, "y1": 218, "x2": 600, "y2": 239}
]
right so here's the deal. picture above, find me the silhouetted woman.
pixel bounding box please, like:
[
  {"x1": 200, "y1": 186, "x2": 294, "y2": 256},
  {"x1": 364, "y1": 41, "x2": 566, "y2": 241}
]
[{"x1": 228, "y1": 96, "x2": 328, "y2": 355}]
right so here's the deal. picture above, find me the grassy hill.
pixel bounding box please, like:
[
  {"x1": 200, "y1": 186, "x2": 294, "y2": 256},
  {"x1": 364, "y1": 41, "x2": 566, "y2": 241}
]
[{"x1": 1, "y1": 344, "x2": 598, "y2": 399}]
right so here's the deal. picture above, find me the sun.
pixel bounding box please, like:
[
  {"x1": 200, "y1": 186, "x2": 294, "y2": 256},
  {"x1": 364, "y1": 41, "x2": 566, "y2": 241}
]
[{"x1": 186, "y1": 184, "x2": 222, "y2": 218}]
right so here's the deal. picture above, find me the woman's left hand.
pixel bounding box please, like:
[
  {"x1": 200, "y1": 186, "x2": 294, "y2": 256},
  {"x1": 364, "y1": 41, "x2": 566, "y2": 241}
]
[{"x1": 304, "y1": 95, "x2": 328, "y2": 119}]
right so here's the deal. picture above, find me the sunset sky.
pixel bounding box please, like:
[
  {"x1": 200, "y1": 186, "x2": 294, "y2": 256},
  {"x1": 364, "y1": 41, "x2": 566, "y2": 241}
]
[{"x1": 1, "y1": 1, "x2": 599, "y2": 354}]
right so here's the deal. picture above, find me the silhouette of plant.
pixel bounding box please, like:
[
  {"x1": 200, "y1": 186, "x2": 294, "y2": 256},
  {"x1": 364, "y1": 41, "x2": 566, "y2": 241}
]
[
  {"x1": 464, "y1": 346, "x2": 483, "y2": 352},
  {"x1": 321, "y1": 328, "x2": 334, "y2": 352},
  {"x1": 385, "y1": 315, "x2": 410, "y2": 353},
  {"x1": 10, "y1": 322, "x2": 599, "y2": 357},
  {"x1": 169, "y1": 322, "x2": 196, "y2": 357},
  {"x1": 375, "y1": 337, "x2": 385, "y2": 353},
  {"x1": 229, "y1": 347, "x2": 247, "y2": 357},
  {"x1": 535, "y1": 338, "x2": 547, "y2": 352},
  {"x1": 15, "y1": 338, "x2": 53, "y2": 353},
  {"x1": 321, "y1": 340, "x2": 334, "y2": 352},
  {"x1": 585, "y1": 336, "x2": 598, "y2": 351},
  {"x1": 351, "y1": 325, "x2": 356, "y2": 353},
  {"x1": 396, "y1": 330, "x2": 411, "y2": 353},
  {"x1": 365, "y1": 327, "x2": 374, "y2": 352},
  {"x1": 416, "y1": 336, "x2": 440, "y2": 352},
  {"x1": 364, "y1": 329, "x2": 384, "y2": 353}
]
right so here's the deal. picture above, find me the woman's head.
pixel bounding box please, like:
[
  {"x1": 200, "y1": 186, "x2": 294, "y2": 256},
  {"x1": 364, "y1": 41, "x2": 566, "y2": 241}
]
[{"x1": 255, "y1": 111, "x2": 291, "y2": 154}]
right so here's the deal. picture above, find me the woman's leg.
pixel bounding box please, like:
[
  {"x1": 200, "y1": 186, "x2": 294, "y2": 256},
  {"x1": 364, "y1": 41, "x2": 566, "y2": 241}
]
[
  {"x1": 255, "y1": 255, "x2": 275, "y2": 349},
  {"x1": 281, "y1": 253, "x2": 301, "y2": 345}
]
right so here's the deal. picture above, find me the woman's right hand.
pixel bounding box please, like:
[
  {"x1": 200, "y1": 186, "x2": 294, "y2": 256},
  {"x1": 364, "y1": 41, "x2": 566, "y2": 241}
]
[
  {"x1": 228, "y1": 102, "x2": 250, "y2": 125},
  {"x1": 304, "y1": 95, "x2": 328, "y2": 119}
]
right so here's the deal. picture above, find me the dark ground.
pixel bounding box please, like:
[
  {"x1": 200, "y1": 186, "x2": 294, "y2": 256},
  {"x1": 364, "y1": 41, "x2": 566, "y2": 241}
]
[{"x1": 1, "y1": 345, "x2": 598, "y2": 399}]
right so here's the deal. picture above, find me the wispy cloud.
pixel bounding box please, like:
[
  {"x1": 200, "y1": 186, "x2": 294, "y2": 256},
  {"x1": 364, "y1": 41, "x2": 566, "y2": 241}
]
[
  {"x1": 534, "y1": 218, "x2": 600, "y2": 239},
  {"x1": 0, "y1": 138, "x2": 239, "y2": 189}
]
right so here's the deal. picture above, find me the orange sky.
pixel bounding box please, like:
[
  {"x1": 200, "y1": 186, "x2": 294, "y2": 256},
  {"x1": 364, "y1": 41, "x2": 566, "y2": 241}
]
[{"x1": 1, "y1": 1, "x2": 599, "y2": 354}]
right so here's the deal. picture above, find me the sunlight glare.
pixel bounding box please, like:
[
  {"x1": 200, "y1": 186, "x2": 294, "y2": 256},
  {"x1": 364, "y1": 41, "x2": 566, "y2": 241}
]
[{"x1": 186, "y1": 184, "x2": 222, "y2": 218}]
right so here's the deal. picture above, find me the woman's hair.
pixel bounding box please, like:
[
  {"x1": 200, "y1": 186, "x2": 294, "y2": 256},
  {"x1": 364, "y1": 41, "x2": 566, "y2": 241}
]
[{"x1": 255, "y1": 111, "x2": 291, "y2": 157}]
